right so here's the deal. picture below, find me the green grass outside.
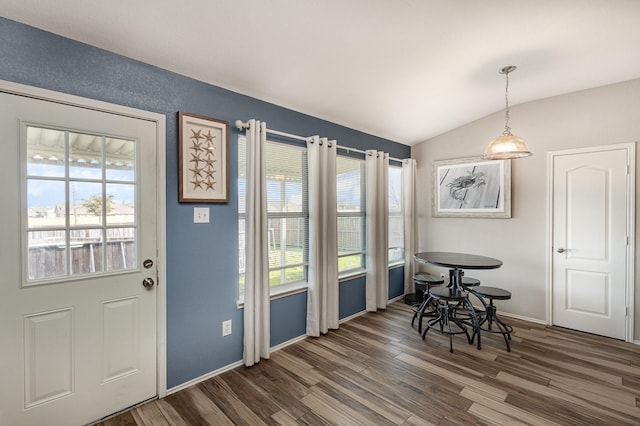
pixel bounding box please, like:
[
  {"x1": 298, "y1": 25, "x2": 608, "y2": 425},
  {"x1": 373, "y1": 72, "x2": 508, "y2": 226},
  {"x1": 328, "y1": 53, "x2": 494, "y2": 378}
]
[{"x1": 239, "y1": 246, "x2": 363, "y2": 294}]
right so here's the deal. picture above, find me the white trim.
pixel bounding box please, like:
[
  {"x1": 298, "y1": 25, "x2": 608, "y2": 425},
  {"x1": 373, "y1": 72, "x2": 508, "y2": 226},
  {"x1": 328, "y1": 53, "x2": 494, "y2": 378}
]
[
  {"x1": 270, "y1": 334, "x2": 308, "y2": 352},
  {"x1": 502, "y1": 311, "x2": 640, "y2": 344},
  {"x1": 339, "y1": 270, "x2": 366, "y2": 282},
  {"x1": 0, "y1": 79, "x2": 169, "y2": 397},
  {"x1": 236, "y1": 262, "x2": 396, "y2": 308},
  {"x1": 388, "y1": 294, "x2": 404, "y2": 303},
  {"x1": 236, "y1": 283, "x2": 308, "y2": 309},
  {"x1": 166, "y1": 360, "x2": 244, "y2": 395},
  {"x1": 155, "y1": 114, "x2": 168, "y2": 398},
  {"x1": 499, "y1": 312, "x2": 548, "y2": 325},
  {"x1": 166, "y1": 333, "x2": 308, "y2": 396},
  {"x1": 546, "y1": 142, "x2": 635, "y2": 343},
  {"x1": 170, "y1": 300, "x2": 398, "y2": 397},
  {"x1": 339, "y1": 310, "x2": 368, "y2": 324},
  {"x1": 545, "y1": 152, "x2": 554, "y2": 329},
  {"x1": 337, "y1": 295, "x2": 405, "y2": 325}
]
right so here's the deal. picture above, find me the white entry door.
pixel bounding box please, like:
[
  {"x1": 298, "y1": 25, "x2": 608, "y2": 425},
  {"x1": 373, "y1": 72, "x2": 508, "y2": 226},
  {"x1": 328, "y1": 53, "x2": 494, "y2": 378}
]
[
  {"x1": 0, "y1": 92, "x2": 158, "y2": 425},
  {"x1": 551, "y1": 145, "x2": 633, "y2": 340}
]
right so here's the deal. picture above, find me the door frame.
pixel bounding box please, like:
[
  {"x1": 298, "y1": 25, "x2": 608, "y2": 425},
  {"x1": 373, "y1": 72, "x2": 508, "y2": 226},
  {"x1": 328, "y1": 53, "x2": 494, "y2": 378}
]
[
  {"x1": 0, "y1": 79, "x2": 168, "y2": 397},
  {"x1": 546, "y1": 142, "x2": 636, "y2": 342}
]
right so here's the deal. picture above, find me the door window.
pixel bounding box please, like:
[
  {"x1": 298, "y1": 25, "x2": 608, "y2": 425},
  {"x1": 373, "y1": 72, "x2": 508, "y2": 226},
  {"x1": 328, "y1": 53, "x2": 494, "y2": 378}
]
[{"x1": 23, "y1": 125, "x2": 138, "y2": 284}]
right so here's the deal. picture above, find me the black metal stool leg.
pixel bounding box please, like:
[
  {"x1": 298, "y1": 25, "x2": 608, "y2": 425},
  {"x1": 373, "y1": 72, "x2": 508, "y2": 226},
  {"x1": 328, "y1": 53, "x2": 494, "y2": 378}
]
[
  {"x1": 468, "y1": 286, "x2": 513, "y2": 351},
  {"x1": 418, "y1": 293, "x2": 435, "y2": 334},
  {"x1": 422, "y1": 302, "x2": 443, "y2": 340},
  {"x1": 443, "y1": 304, "x2": 454, "y2": 353},
  {"x1": 487, "y1": 298, "x2": 512, "y2": 351},
  {"x1": 465, "y1": 298, "x2": 481, "y2": 350}
]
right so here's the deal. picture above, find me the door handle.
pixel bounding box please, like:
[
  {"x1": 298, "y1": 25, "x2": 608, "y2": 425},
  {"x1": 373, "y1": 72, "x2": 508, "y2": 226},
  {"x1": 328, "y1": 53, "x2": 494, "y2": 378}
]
[
  {"x1": 557, "y1": 248, "x2": 567, "y2": 253},
  {"x1": 142, "y1": 277, "x2": 155, "y2": 289}
]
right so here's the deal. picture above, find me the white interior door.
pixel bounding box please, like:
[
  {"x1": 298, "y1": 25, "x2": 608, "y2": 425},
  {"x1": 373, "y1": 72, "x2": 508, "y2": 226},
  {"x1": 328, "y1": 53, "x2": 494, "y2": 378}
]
[
  {"x1": 551, "y1": 145, "x2": 633, "y2": 340},
  {"x1": 0, "y1": 92, "x2": 158, "y2": 425}
]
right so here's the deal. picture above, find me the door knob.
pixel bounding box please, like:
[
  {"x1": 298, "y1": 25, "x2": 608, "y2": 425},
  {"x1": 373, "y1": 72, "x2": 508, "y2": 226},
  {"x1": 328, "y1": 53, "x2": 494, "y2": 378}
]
[
  {"x1": 557, "y1": 248, "x2": 567, "y2": 253},
  {"x1": 142, "y1": 277, "x2": 155, "y2": 289}
]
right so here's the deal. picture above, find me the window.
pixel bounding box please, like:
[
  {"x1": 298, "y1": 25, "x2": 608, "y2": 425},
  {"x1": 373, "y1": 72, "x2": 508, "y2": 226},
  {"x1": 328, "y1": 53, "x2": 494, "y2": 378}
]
[
  {"x1": 24, "y1": 125, "x2": 137, "y2": 283},
  {"x1": 238, "y1": 137, "x2": 309, "y2": 296},
  {"x1": 336, "y1": 155, "x2": 365, "y2": 276},
  {"x1": 388, "y1": 165, "x2": 404, "y2": 265}
]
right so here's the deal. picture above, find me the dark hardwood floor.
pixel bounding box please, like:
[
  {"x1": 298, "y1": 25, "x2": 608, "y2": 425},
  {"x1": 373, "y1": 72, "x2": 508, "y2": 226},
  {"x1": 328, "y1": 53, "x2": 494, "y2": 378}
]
[{"x1": 97, "y1": 301, "x2": 640, "y2": 425}]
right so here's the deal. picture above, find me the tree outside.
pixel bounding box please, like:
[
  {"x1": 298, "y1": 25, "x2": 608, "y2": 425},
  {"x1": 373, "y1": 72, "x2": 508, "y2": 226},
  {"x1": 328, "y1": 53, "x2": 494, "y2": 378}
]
[{"x1": 83, "y1": 194, "x2": 114, "y2": 216}]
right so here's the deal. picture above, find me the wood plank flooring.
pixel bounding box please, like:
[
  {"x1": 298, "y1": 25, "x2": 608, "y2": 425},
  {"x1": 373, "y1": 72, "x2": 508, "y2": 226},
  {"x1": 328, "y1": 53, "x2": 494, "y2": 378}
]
[{"x1": 96, "y1": 301, "x2": 640, "y2": 425}]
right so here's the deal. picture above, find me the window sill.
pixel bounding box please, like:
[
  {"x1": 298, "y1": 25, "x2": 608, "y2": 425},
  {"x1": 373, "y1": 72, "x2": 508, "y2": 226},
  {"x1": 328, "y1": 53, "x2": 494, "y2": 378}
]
[
  {"x1": 236, "y1": 282, "x2": 308, "y2": 309},
  {"x1": 339, "y1": 269, "x2": 366, "y2": 282},
  {"x1": 237, "y1": 263, "x2": 406, "y2": 308}
]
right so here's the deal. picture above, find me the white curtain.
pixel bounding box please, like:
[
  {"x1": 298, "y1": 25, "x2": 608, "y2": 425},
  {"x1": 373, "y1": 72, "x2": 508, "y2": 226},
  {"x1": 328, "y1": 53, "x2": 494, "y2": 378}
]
[
  {"x1": 365, "y1": 150, "x2": 389, "y2": 311},
  {"x1": 306, "y1": 136, "x2": 339, "y2": 336},
  {"x1": 402, "y1": 159, "x2": 417, "y2": 294},
  {"x1": 243, "y1": 119, "x2": 270, "y2": 366}
]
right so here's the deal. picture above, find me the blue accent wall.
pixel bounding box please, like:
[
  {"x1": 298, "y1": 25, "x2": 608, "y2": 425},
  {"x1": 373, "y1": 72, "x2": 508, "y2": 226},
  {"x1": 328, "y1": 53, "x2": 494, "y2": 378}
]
[
  {"x1": 0, "y1": 17, "x2": 411, "y2": 388},
  {"x1": 389, "y1": 267, "x2": 405, "y2": 299},
  {"x1": 339, "y1": 276, "x2": 366, "y2": 318}
]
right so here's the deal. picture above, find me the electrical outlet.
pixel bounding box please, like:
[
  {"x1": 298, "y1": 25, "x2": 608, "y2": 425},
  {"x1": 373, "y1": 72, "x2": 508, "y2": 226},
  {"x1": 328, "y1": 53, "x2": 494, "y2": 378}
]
[
  {"x1": 194, "y1": 207, "x2": 210, "y2": 223},
  {"x1": 222, "y1": 320, "x2": 232, "y2": 336}
]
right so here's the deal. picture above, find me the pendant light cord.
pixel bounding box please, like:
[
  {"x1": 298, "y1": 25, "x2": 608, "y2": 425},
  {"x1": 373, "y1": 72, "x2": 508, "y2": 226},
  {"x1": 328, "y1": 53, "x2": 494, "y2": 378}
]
[{"x1": 503, "y1": 68, "x2": 512, "y2": 136}]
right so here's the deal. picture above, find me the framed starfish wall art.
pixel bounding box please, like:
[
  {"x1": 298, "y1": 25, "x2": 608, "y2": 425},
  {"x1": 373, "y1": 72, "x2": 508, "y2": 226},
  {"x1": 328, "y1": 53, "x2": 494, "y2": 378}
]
[
  {"x1": 432, "y1": 156, "x2": 511, "y2": 218},
  {"x1": 178, "y1": 112, "x2": 229, "y2": 202}
]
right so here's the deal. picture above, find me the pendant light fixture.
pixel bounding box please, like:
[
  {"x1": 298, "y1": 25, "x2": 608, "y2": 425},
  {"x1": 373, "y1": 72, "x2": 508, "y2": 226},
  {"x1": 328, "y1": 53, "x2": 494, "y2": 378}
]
[{"x1": 483, "y1": 65, "x2": 532, "y2": 159}]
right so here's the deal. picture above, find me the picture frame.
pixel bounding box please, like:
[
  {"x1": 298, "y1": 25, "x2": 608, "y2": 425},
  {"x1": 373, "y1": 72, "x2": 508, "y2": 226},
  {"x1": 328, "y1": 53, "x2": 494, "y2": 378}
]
[
  {"x1": 432, "y1": 156, "x2": 511, "y2": 218},
  {"x1": 178, "y1": 112, "x2": 229, "y2": 203}
]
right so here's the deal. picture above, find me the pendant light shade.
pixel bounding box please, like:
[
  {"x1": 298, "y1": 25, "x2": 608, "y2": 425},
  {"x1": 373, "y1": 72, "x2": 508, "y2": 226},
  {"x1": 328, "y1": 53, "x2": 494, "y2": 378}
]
[
  {"x1": 484, "y1": 134, "x2": 531, "y2": 159},
  {"x1": 483, "y1": 66, "x2": 532, "y2": 160}
]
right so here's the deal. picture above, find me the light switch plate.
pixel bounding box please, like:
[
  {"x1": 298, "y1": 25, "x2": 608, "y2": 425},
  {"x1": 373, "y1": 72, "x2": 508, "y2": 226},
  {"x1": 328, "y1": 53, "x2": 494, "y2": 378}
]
[{"x1": 193, "y1": 207, "x2": 210, "y2": 223}]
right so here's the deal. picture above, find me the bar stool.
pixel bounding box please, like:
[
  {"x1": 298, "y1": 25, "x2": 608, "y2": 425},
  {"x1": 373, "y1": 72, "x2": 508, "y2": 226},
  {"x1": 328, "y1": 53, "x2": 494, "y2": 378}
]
[
  {"x1": 461, "y1": 277, "x2": 480, "y2": 288},
  {"x1": 470, "y1": 286, "x2": 513, "y2": 351},
  {"x1": 405, "y1": 272, "x2": 443, "y2": 305},
  {"x1": 422, "y1": 287, "x2": 481, "y2": 352},
  {"x1": 410, "y1": 273, "x2": 444, "y2": 332}
]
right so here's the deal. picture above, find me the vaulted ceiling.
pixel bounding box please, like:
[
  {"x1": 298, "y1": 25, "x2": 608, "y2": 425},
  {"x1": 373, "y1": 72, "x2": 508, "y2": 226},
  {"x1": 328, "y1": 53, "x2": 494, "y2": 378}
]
[{"x1": 3, "y1": 0, "x2": 640, "y2": 145}]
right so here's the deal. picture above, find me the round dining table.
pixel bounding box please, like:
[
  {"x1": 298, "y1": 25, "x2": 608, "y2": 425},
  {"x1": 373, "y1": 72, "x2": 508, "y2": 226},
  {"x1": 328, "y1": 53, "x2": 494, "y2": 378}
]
[
  {"x1": 413, "y1": 251, "x2": 503, "y2": 350},
  {"x1": 414, "y1": 251, "x2": 503, "y2": 292}
]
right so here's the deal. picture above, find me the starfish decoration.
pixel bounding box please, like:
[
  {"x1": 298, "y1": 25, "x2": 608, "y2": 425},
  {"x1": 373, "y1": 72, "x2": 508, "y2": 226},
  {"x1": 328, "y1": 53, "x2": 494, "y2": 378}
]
[
  {"x1": 204, "y1": 130, "x2": 216, "y2": 144},
  {"x1": 190, "y1": 129, "x2": 203, "y2": 141},
  {"x1": 204, "y1": 167, "x2": 216, "y2": 179},
  {"x1": 191, "y1": 176, "x2": 204, "y2": 190},
  {"x1": 189, "y1": 152, "x2": 203, "y2": 166},
  {"x1": 204, "y1": 176, "x2": 216, "y2": 191},
  {"x1": 190, "y1": 164, "x2": 204, "y2": 177},
  {"x1": 190, "y1": 139, "x2": 204, "y2": 153}
]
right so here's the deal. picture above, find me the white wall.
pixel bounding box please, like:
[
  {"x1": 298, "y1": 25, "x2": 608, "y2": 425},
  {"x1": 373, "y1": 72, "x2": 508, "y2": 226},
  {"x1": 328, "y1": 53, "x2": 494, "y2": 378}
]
[{"x1": 412, "y1": 78, "x2": 640, "y2": 337}]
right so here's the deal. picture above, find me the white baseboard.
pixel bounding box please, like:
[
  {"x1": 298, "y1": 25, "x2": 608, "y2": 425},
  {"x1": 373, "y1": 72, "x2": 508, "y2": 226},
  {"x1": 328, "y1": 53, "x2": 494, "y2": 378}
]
[
  {"x1": 270, "y1": 334, "x2": 308, "y2": 352},
  {"x1": 339, "y1": 310, "x2": 367, "y2": 324},
  {"x1": 499, "y1": 311, "x2": 548, "y2": 325},
  {"x1": 166, "y1": 334, "x2": 309, "y2": 395},
  {"x1": 166, "y1": 359, "x2": 244, "y2": 395},
  {"x1": 389, "y1": 295, "x2": 404, "y2": 303},
  {"x1": 167, "y1": 306, "x2": 407, "y2": 395},
  {"x1": 501, "y1": 313, "x2": 640, "y2": 346}
]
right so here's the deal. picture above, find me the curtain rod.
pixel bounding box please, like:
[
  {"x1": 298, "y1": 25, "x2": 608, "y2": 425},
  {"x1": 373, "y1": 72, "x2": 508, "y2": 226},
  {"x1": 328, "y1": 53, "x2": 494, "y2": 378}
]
[{"x1": 235, "y1": 120, "x2": 405, "y2": 163}]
